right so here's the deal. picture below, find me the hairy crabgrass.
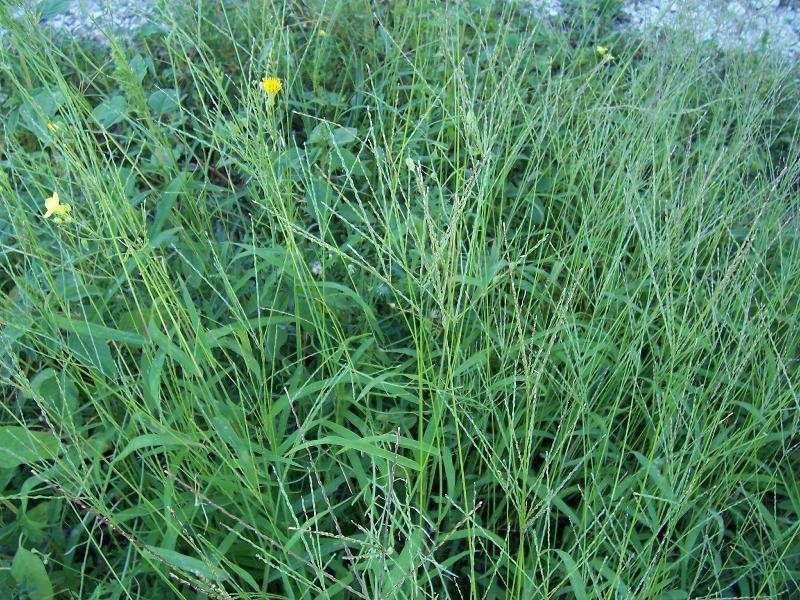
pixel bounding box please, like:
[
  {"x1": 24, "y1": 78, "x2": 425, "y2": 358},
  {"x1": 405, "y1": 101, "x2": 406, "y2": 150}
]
[{"x1": 0, "y1": 0, "x2": 799, "y2": 598}]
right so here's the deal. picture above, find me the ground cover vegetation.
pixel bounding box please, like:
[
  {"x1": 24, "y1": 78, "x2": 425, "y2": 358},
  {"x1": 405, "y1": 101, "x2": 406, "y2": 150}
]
[{"x1": 0, "y1": 0, "x2": 799, "y2": 597}]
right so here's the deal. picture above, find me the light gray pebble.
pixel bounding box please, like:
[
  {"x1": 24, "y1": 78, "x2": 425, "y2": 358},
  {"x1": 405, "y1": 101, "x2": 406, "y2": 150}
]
[
  {"x1": 4, "y1": 0, "x2": 800, "y2": 65},
  {"x1": 2, "y1": 0, "x2": 157, "y2": 45},
  {"x1": 619, "y1": 0, "x2": 800, "y2": 62},
  {"x1": 526, "y1": 0, "x2": 564, "y2": 18},
  {"x1": 517, "y1": 0, "x2": 800, "y2": 63}
]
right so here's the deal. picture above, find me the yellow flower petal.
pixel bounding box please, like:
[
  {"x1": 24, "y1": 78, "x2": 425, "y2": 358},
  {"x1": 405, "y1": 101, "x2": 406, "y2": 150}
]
[
  {"x1": 43, "y1": 193, "x2": 60, "y2": 218},
  {"x1": 596, "y1": 46, "x2": 615, "y2": 61},
  {"x1": 261, "y1": 76, "x2": 283, "y2": 96}
]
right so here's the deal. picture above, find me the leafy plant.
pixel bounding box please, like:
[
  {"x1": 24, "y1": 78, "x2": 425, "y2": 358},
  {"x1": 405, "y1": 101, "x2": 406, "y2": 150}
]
[{"x1": 0, "y1": 0, "x2": 798, "y2": 598}]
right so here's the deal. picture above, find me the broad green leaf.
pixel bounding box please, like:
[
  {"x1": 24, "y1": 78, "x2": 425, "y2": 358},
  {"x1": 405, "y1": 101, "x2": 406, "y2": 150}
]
[
  {"x1": 18, "y1": 88, "x2": 64, "y2": 138},
  {"x1": 632, "y1": 451, "x2": 675, "y2": 502},
  {"x1": 113, "y1": 434, "x2": 200, "y2": 464},
  {"x1": 65, "y1": 332, "x2": 116, "y2": 377},
  {"x1": 225, "y1": 561, "x2": 259, "y2": 591},
  {"x1": 661, "y1": 591, "x2": 690, "y2": 600},
  {"x1": 555, "y1": 550, "x2": 588, "y2": 600},
  {"x1": 308, "y1": 122, "x2": 330, "y2": 145},
  {"x1": 36, "y1": 0, "x2": 70, "y2": 18},
  {"x1": 0, "y1": 427, "x2": 60, "y2": 469},
  {"x1": 12, "y1": 547, "x2": 52, "y2": 600},
  {"x1": 210, "y1": 416, "x2": 257, "y2": 483},
  {"x1": 146, "y1": 323, "x2": 200, "y2": 377},
  {"x1": 146, "y1": 547, "x2": 227, "y2": 582},
  {"x1": 305, "y1": 176, "x2": 334, "y2": 226},
  {"x1": 297, "y1": 435, "x2": 422, "y2": 471},
  {"x1": 330, "y1": 147, "x2": 365, "y2": 175},
  {"x1": 380, "y1": 528, "x2": 424, "y2": 596},
  {"x1": 29, "y1": 368, "x2": 78, "y2": 416},
  {"x1": 28, "y1": 88, "x2": 63, "y2": 116},
  {"x1": 128, "y1": 55, "x2": 149, "y2": 83},
  {"x1": 148, "y1": 88, "x2": 180, "y2": 116},
  {"x1": 93, "y1": 95, "x2": 128, "y2": 128},
  {"x1": 332, "y1": 127, "x2": 358, "y2": 146},
  {"x1": 150, "y1": 172, "x2": 187, "y2": 237},
  {"x1": 52, "y1": 315, "x2": 147, "y2": 346},
  {"x1": 316, "y1": 282, "x2": 383, "y2": 341},
  {"x1": 324, "y1": 422, "x2": 438, "y2": 457}
]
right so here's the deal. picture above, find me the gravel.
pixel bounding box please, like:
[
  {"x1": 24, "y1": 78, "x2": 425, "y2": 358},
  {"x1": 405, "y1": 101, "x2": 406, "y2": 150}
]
[
  {"x1": 620, "y1": 0, "x2": 800, "y2": 63},
  {"x1": 2, "y1": 0, "x2": 800, "y2": 64},
  {"x1": 3, "y1": 0, "x2": 156, "y2": 45},
  {"x1": 525, "y1": 0, "x2": 565, "y2": 19},
  {"x1": 523, "y1": 0, "x2": 800, "y2": 63}
]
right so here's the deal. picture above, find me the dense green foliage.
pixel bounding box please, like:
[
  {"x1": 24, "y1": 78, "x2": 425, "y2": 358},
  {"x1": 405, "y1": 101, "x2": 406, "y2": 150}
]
[{"x1": 1, "y1": 0, "x2": 799, "y2": 597}]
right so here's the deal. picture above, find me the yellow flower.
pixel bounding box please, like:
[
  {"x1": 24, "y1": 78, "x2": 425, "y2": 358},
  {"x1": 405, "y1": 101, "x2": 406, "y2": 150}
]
[
  {"x1": 596, "y1": 46, "x2": 614, "y2": 61},
  {"x1": 319, "y1": 29, "x2": 327, "y2": 37},
  {"x1": 43, "y1": 192, "x2": 72, "y2": 221},
  {"x1": 261, "y1": 76, "x2": 283, "y2": 97}
]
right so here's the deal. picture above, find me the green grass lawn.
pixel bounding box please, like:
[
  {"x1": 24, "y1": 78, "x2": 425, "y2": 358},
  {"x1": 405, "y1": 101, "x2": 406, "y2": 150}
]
[{"x1": 1, "y1": 0, "x2": 799, "y2": 597}]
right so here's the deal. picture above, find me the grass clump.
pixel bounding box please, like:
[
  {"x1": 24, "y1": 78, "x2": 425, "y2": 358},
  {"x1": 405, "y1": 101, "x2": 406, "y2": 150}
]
[{"x1": 0, "y1": 0, "x2": 799, "y2": 597}]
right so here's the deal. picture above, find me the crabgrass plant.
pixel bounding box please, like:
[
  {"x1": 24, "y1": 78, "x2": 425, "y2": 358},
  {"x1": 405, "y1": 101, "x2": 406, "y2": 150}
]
[{"x1": 1, "y1": 0, "x2": 799, "y2": 597}]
